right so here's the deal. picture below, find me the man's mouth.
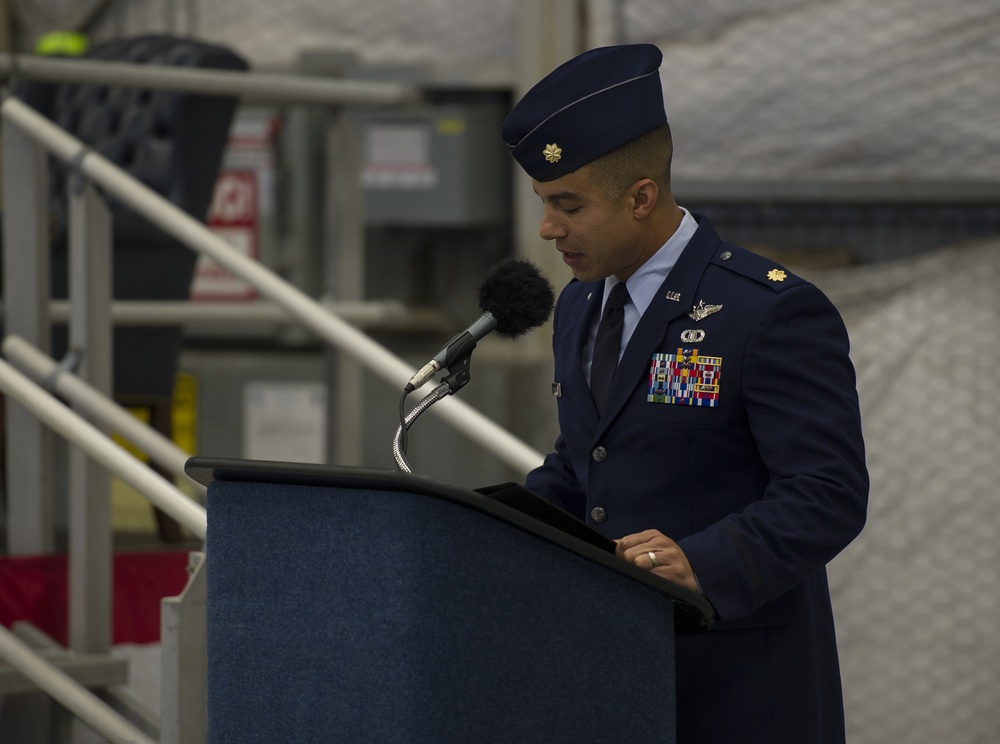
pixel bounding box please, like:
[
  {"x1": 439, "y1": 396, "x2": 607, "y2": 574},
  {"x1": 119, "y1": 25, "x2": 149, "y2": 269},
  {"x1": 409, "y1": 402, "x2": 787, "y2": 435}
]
[{"x1": 560, "y1": 250, "x2": 584, "y2": 267}]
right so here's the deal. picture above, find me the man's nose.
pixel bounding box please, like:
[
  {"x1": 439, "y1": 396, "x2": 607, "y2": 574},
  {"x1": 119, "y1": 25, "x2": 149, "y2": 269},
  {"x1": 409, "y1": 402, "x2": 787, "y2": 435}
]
[{"x1": 538, "y1": 209, "x2": 565, "y2": 241}]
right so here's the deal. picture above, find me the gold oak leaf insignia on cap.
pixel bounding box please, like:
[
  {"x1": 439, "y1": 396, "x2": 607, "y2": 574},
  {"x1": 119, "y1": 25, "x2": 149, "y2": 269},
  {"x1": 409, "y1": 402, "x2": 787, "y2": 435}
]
[
  {"x1": 543, "y1": 143, "x2": 562, "y2": 163},
  {"x1": 767, "y1": 269, "x2": 787, "y2": 282}
]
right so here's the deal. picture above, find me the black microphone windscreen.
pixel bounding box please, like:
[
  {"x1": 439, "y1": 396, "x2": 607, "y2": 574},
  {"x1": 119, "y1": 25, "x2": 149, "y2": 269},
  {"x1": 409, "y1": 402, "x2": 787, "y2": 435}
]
[{"x1": 477, "y1": 258, "x2": 556, "y2": 338}]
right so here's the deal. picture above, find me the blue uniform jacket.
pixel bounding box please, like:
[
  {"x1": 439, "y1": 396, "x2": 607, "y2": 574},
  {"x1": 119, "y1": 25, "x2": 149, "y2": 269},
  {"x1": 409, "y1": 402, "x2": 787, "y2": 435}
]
[{"x1": 525, "y1": 215, "x2": 869, "y2": 743}]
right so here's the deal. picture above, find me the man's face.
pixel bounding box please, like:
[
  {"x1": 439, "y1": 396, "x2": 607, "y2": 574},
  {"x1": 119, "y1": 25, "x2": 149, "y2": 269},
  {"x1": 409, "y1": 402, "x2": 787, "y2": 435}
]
[{"x1": 532, "y1": 166, "x2": 647, "y2": 283}]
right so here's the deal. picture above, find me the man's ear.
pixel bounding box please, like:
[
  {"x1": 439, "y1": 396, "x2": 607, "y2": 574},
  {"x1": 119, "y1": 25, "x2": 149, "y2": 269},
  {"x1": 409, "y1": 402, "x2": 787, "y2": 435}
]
[{"x1": 630, "y1": 178, "x2": 659, "y2": 219}]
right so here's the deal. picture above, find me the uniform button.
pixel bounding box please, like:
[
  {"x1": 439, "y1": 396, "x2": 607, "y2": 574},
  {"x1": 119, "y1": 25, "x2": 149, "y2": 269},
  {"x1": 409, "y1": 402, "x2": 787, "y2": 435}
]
[
  {"x1": 720, "y1": 250, "x2": 733, "y2": 261},
  {"x1": 592, "y1": 446, "x2": 608, "y2": 462},
  {"x1": 591, "y1": 507, "x2": 607, "y2": 523}
]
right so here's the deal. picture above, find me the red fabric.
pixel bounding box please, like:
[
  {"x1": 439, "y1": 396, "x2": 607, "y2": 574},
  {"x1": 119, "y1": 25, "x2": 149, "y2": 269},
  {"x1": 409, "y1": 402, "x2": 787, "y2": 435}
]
[{"x1": 0, "y1": 550, "x2": 191, "y2": 645}]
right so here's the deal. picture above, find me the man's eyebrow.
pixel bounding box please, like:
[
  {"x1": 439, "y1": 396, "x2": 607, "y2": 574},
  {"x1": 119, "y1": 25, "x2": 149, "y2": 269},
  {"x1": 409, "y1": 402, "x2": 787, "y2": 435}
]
[{"x1": 534, "y1": 190, "x2": 582, "y2": 202}]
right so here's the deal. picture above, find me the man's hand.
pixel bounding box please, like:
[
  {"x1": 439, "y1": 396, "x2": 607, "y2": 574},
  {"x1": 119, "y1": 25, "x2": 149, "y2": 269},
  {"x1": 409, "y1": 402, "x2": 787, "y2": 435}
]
[{"x1": 616, "y1": 529, "x2": 699, "y2": 593}]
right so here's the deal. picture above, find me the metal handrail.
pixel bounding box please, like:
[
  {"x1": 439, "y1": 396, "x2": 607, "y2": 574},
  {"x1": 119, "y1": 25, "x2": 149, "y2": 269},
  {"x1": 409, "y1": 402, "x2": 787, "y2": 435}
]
[
  {"x1": 0, "y1": 94, "x2": 546, "y2": 474},
  {"x1": 0, "y1": 52, "x2": 419, "y2": 106},
  {"x1": 0, "y1": 53, "x2": 540, "y2": 744},
  {"x1": 0, "y1": 298, "x2": 452, "y2": 330},
  {"x1": 0, "y1": 355, "x2": 207, "y2": 539},
  {"x1": 2, "y1": 333, "x2": 206, "y2": 496},
  {"x1": 0, "y1": 624, "x2": 156, "y2": 744}
]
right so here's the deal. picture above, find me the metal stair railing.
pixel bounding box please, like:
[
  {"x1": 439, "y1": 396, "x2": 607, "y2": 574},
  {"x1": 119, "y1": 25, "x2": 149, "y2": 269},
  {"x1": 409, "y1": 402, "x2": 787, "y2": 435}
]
[
  {"x1": 0, "y1": 623, "x2": 156, "y2": 744},
  {"x1": 2, "y1": 333, "x2": 206, "y2": 497},
  {"x1": 0, "y1": 55, "x2": 545, "y2": 744},
  {"x1": 0, "y1": 353, "x2": 205, "y2": 742},
  {"x1": 0, "y1": 94, "x2": 546, "y2": 475},
  {"x1": 0, "y1": 355, "x2": 207, "y2": 539}
]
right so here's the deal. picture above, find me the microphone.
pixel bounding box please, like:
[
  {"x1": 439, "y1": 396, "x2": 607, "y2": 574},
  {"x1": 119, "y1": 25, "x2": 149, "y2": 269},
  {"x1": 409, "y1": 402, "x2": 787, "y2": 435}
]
[{"x1": 405, "y1": 257, "x2": 555, "y2": 393}]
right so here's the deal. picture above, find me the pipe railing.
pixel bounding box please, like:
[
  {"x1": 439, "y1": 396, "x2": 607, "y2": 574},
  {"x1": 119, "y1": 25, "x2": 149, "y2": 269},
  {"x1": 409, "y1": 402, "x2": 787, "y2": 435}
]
[
  {"x1": 0, "y1": 52, "x2": 419, "y2": 106},
  {"x1": 0, "y1": 95, "x2": 546, "y2": 475},
  {"x1": 0, "y1": 57, "x2": 538, "y2": 742},
  {"x1": 0, "y1": 624, "x2": 157, "y2": 744},
  {"x1": 2, "y1": 333, "x2": 206, "y2": 497},
  {"x1": 0, "y1": 298, "x2": 452, "y2": 330},
  {"x1": 0, "y1": 355, "x2": 207, "y2": 540}
]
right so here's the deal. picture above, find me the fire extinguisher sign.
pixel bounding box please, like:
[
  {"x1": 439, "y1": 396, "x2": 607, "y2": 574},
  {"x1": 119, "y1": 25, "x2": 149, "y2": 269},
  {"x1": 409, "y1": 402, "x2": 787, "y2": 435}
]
[{"x1": 192, "y1": 170, "x2": 259, "y2": 301}]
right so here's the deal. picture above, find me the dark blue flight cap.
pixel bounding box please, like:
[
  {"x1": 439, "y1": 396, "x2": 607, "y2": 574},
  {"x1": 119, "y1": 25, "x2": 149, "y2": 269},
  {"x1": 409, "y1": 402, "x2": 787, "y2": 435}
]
[{"x1": 502, "y1": 44, "x2": 667, "y2": 182}]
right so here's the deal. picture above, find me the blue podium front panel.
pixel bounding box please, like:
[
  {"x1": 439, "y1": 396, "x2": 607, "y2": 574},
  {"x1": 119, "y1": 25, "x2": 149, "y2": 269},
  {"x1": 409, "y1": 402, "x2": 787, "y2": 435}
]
[{"x1": 207, "y1": 480, "x2": 676, "y2": 743}]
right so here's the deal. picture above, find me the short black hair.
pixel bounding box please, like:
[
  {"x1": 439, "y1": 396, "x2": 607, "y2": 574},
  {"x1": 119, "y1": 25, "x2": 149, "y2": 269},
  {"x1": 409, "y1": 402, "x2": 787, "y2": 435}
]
[{"x1": 589, "y1": 123, "x2": 673, "y2": 198}]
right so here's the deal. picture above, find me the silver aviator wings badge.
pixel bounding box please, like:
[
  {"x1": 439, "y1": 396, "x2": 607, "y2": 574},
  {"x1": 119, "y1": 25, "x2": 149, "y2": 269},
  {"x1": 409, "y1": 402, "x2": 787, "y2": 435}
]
[{"x1": 688, "y1": 300, "x2": 723, "y2": 322}]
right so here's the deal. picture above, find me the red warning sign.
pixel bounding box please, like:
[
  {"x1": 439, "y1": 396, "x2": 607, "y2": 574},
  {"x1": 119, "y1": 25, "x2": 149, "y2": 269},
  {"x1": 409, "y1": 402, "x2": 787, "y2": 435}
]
[{"x1": 191, "y1": 170, "x2": 259, "y2": 301}]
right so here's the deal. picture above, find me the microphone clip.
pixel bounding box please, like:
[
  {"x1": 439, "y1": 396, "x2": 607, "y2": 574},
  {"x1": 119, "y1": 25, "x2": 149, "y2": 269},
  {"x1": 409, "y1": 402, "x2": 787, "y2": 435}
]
[{"x1": 439, "y1": 348, "x2": 475, "y2": 394}]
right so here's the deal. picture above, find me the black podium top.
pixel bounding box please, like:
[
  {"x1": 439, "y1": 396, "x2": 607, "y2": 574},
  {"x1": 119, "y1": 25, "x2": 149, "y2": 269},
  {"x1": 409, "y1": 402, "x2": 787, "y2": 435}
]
[{"x1": 186, "y1": 456, "x2": 715, "y2": 633}]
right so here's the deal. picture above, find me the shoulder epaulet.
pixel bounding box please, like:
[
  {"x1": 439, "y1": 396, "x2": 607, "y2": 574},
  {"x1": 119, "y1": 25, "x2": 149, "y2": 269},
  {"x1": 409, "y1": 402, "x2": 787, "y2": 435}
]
[{"x1": 710, "y1": 243, "x2": 804, "y2": 292}]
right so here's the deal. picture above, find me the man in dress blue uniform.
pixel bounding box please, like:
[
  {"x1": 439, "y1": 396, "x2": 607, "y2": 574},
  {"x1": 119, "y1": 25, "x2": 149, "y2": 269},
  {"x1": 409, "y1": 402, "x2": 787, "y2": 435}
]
[{"x1": 503, "y1": 44, "x2": 869, "y2": 743}]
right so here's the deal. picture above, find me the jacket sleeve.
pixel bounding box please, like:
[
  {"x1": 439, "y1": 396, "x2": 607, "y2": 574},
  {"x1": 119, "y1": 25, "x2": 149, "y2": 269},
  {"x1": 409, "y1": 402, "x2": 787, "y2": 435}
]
[
  {"x1": 678, "y1": 282, "x2": 869, "y2": 623},
  {"x1": 523, "y1": 282, "x2": 591, "y2": 521}
]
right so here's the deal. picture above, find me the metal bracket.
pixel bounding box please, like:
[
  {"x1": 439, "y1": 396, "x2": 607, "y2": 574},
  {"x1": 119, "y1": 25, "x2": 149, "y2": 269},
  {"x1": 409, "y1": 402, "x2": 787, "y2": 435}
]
[
  {"x1": 42, "y1": 346, "x2": 85, "y2": 393},
  {"x1": 68, "y1": 145, "x2": 92, "y2": 195}
]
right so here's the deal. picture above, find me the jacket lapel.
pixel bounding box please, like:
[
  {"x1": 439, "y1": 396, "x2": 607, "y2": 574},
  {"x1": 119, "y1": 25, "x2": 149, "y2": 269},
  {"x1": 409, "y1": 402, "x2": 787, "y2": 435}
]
[{"x1": 558, "y1": 280, "x2": 604, "y2": 425}]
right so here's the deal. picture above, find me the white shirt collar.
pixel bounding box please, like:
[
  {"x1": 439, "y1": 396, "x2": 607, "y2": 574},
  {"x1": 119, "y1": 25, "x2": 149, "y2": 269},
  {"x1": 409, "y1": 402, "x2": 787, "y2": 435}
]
[{"x1": 601, "y1": 207, "x2": 698, "y2": 317}]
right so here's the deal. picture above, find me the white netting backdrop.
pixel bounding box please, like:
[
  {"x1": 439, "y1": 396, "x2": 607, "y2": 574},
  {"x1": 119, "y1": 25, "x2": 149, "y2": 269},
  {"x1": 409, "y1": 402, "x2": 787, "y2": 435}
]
[
  {"x1": 811, "y1": 241, "x2": 1000, "y2": 744},
  {"x1": 17, "y1": 0, "x2": 986, "y2": 182}
]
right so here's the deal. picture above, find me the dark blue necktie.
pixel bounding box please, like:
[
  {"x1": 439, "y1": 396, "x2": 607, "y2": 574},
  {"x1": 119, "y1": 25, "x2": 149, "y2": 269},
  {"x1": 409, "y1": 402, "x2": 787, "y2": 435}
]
[{"x1": 590, "y1": 282, "x2": 630, "y2": 416}]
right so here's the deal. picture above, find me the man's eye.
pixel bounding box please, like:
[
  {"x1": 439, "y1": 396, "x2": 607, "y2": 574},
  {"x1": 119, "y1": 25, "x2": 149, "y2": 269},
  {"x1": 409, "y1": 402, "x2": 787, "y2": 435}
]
[{"x1": 562, "y1": 205, "x2": 580, "y2": 214}]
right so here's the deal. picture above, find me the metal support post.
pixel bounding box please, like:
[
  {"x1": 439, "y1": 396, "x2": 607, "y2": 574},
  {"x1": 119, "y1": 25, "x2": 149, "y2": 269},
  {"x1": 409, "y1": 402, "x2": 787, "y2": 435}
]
[
  {"x1": 513, "y1": 0, "x2": 583, "y2": 278},
  {"x1": 508, "y1": 0, "x2": 585, "y2": 452},
  {"x1": 584, "y1": 0, "x2": 623, "y2": 48},
  {"x1": 1, "y1": 116, "x2": 54, "y2": 554},
  {"x1": 325, "y1": 110, "x2": 366, "y2": 466},
  {"x1": 67, "y1": 179, "x2": 114, "y2": 655}
]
